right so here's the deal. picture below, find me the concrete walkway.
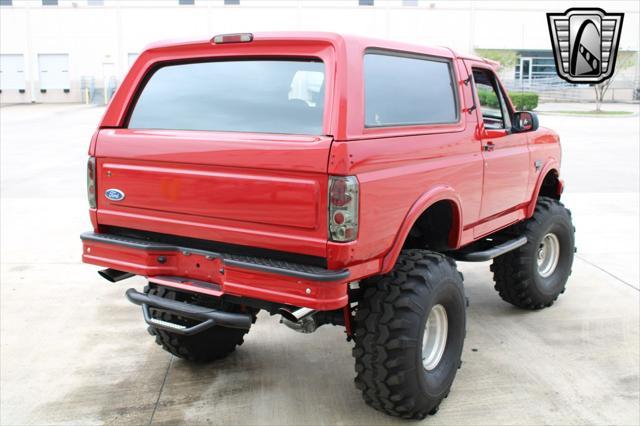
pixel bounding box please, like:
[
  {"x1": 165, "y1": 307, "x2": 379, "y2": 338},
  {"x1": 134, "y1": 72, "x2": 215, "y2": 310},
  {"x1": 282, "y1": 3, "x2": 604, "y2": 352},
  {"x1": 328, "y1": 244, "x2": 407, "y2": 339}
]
[
  {"x1": 536, "y1": 101, "x2": 639, "y2": 114},
  {"x1": 1, "y1": 104, "x2": 638, "y2": 425}
]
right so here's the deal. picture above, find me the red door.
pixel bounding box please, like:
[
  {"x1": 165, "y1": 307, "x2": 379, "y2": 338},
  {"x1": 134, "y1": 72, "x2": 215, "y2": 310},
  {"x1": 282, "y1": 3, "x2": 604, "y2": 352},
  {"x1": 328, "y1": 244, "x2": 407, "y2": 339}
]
[{"x1": 468, "y1": 65, "x2": 531, "y2": 234}]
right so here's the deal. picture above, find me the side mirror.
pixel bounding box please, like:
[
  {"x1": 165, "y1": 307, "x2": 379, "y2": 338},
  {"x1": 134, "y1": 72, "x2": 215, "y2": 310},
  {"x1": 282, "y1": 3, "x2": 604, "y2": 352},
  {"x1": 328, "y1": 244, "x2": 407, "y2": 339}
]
[{"x1": 514, "y1": 111, "x2": 539, "y2": 132}]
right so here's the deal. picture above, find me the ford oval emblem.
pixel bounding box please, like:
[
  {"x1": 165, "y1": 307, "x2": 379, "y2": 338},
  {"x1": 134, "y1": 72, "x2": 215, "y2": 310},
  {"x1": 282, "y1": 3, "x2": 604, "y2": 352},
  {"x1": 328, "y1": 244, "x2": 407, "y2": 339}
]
[{"x1": 105, "y1": 188, "x2": 125, "y2": 201}]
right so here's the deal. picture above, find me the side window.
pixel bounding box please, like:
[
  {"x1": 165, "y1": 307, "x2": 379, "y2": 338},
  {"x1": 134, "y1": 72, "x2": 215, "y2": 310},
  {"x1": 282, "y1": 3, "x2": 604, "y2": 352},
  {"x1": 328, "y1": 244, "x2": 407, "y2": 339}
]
[
  {"x1": 472, "y1": 68, "x2": 511, "y2": 130},
  {"x1": 364, "y1": 52, "x2": 458, "y2": 127}
]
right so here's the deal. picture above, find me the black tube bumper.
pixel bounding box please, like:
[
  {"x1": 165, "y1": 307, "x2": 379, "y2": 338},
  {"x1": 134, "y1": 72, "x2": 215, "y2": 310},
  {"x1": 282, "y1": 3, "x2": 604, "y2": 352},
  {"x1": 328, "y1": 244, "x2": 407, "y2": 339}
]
[{"x1": 126, "y1": 288, "x2": 253, "y2": 335}]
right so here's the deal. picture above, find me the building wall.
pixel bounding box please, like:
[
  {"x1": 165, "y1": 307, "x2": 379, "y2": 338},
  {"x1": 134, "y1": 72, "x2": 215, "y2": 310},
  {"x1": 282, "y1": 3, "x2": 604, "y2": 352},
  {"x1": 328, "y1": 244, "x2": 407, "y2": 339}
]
[{"x1": 1, "y1": 0, "x2": 639, "y2": 104}]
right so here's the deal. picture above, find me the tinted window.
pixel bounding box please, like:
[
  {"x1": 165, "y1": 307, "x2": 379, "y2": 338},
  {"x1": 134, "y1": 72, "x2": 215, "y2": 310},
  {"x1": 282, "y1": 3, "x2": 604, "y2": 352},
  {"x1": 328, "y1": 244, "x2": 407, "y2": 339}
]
[
  {"x1": 364, "y1": 53, "x2": 457, "y2": 127},
  {"x1": 128, "y1": 60, "x2": 325, "y2": 135}
]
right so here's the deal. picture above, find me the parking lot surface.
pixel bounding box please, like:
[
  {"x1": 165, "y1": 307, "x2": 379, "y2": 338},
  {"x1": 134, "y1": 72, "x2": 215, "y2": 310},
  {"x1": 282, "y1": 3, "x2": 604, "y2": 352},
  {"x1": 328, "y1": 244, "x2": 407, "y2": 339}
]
[{"x1": 1, "y1": 103, "x2": 638, "y2": 425}]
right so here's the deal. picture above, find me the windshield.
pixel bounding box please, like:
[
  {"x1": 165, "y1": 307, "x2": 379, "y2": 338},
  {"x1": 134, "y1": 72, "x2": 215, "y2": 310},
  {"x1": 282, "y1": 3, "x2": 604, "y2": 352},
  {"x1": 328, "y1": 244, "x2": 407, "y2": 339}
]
[{"x1": 128, "y1": 59, "x2": 325, "y2": 135}]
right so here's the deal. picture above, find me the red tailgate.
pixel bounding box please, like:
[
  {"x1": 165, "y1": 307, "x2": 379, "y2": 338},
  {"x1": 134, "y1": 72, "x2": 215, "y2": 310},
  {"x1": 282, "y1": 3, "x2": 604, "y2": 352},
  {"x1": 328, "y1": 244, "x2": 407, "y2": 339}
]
[{"x1": 94, "y1": 129, "x2": 332, "y2": 258}]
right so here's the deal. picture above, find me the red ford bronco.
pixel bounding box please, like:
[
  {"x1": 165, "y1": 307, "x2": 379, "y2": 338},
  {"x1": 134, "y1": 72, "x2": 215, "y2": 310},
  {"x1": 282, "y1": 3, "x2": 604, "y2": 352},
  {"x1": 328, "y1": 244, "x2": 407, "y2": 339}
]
[{"x1": 81, "y1": 32, "x2": 575, "y2": 419}]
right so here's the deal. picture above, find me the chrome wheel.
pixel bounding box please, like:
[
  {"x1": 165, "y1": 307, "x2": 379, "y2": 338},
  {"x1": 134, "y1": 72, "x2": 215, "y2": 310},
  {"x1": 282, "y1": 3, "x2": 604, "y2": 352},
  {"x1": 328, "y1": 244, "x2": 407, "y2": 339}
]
[
  {"x1": 422, "y1": 304, "x2": 448, "y2": 371},
  {"x1": 537, "y1": 233, "x2": 560, "y2": 278}
]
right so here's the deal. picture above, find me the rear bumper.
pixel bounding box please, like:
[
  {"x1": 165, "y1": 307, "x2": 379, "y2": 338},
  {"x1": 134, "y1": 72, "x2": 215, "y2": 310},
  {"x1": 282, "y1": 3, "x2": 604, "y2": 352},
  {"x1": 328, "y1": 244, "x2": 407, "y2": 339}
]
[{"x1": 81, "y1": 232, "x2": 350, "y2": 310}]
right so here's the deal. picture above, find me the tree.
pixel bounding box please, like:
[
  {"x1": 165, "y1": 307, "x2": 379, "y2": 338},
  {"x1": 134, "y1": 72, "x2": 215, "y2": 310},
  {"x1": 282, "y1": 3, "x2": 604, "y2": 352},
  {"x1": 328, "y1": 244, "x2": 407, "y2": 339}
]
[{"x1": 593, "y1": 51, "x2": 637, "y2": 112}]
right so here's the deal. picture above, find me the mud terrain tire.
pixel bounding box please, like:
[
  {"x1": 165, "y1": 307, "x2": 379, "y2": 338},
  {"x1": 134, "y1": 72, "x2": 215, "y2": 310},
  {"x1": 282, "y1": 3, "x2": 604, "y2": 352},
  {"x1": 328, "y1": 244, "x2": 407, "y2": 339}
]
[
  {"x1": 491, "y1": 197, "x2": 575, "y2": 309},
  {"x1": 353, "y1": 250, "x2": 466, "y2": 419},
  {"x1": 145, "y1": 285, "x2": 251, "y2": 362}
]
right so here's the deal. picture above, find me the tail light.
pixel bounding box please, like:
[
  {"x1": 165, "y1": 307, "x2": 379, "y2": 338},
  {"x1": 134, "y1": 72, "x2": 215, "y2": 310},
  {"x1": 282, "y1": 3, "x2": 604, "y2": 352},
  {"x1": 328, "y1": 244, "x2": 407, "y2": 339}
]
[
  {"x1": 87, "y1": 157, "x2": 96, "y2": 208},
  {"x1": 328, "y1": 176, "x2": 359, "y2": 242}
]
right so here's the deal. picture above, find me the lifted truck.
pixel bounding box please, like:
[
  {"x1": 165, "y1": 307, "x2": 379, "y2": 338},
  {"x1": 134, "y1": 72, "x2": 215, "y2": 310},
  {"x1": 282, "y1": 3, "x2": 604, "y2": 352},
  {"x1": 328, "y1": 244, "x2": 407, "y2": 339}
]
[{"x1": 81, "y1": 32, "x2": 575, "y2": 419}]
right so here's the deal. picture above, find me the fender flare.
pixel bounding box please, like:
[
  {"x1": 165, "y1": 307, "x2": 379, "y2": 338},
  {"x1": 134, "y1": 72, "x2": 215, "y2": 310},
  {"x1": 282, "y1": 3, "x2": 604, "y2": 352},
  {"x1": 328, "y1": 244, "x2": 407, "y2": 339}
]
[
  {"x1": 381, "y1": 186, "x2": 463, "y2": 274},
  {"x1": 526, "y1": 160, "x2": 560, "y2": 218}
]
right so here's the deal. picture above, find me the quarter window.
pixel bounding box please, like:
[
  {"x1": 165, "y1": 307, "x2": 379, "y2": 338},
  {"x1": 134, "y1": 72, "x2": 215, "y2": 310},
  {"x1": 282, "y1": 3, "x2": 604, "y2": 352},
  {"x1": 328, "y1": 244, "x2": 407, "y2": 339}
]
[{"x1": 364, "y1": 53, "x2": 458, "y2": 127}]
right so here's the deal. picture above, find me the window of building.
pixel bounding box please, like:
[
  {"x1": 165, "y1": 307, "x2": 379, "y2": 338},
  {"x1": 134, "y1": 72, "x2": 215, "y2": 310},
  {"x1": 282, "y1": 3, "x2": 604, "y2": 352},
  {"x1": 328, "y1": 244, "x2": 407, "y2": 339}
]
[
  {"x1": 87, "y1": 0, "x2": 104, "y2": 5},
  {"x1": 403, "y1": 0, "x2": 418, "y2": 6},
  {"x1": 0, "y1": 0, "x2": 13, "y2": 6},
  {"x1": 359, "y1": 0, "x2": 374, "y2": 5},
  {"x1": 42, "y1": 0, "x2": 58, "y2": 5},
  {"x1": 364, "y1": 52, "x2": 458, "y2": 127},
  {"x1": 514, "y1": 52, "x2": 558, "y2": 81},
  {"x1": 179, "y1": 0, "x2": 195, "y2": 4},
  {"x1": 128, "y1": 59, "x2": 325, "y2": 135},
  {"x1": 224, "y1": 0, "x2": 240, "y2": 5},
  {"x1": 515, "y1": 57, "x2": 557, "y2": 79},
  {"x1": 472, "y1": 68, "x2": 511, "y2": 130}
]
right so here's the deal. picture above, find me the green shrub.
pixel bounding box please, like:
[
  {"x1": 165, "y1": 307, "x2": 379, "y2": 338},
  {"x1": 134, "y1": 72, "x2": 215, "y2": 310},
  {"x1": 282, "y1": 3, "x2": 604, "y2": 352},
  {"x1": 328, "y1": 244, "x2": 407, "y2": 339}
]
[
  {"x1": 509, "y1": 92, "x2": 538, "y2": 110},
  {"x1": 476, "y1": 89, "x2": 539, "y2": 111},
  {"x1": 477, "y1": 88, "x2": 499, "y2": 108}
]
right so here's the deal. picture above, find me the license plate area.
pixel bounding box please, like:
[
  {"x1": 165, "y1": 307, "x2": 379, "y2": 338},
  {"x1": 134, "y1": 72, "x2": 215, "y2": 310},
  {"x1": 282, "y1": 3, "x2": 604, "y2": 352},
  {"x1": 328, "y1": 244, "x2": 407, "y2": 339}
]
[{"x1": 169, "y1": 250, "x2": 225, "y2": 290}]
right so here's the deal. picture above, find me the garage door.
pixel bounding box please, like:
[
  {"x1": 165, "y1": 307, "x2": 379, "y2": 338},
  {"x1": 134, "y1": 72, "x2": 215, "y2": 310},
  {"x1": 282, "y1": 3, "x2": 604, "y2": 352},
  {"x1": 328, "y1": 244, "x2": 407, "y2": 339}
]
[
  {"x1": 38, "y1": 54, "x2": 70, "y2": 90},
  {"x1": 0, "y1": 54, "x2": 26, "y2": 90}
]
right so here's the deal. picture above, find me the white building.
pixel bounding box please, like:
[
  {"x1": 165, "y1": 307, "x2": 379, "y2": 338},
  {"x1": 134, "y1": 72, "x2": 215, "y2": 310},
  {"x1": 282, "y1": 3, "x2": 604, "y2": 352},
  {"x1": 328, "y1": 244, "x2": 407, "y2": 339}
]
[{"x1": 1, "y1": 0, "x2": 639, "y2": 104}]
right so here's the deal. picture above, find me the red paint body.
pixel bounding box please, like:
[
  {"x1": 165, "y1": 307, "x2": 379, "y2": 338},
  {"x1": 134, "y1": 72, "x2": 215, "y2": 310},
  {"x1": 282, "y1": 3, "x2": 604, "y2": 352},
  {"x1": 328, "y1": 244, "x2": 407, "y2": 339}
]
[{"x1": 82, "y1": 32, "x2": 562, "y2": 310}]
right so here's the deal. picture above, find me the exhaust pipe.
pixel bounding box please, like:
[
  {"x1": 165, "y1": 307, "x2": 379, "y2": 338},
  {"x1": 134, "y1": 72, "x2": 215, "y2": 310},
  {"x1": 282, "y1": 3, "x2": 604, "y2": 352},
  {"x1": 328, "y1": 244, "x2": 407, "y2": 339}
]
[
  {"x1": 279, "y1": 307, "x2": 315, "y2": 323},
  {"x1": 98, "y1": 268, "x2": 135, "y2": 283},
  {"x1": 279, "y1": 307, "x2": 318, "y2": 334}
]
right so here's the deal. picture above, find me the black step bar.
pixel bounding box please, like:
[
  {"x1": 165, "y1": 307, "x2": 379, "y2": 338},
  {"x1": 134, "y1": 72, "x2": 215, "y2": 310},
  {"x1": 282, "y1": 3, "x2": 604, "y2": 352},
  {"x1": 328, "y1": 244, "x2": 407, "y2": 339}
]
[
  {"x1": 126, "y1": 288, "x2": 253, "y2": 335},
  {"x1": 450, "y1": 236, "x2": 528, "y2": 262}
]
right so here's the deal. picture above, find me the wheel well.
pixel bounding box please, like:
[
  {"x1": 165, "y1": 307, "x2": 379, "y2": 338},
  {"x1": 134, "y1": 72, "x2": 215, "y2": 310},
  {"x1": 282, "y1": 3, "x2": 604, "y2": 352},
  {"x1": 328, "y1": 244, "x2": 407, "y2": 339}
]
[
  {"x1": 402, "y1": 200, "x2": 459, "y2": 251},
  {"x1": 538, "y1": 170, "x2": 561, "y2": 200}
]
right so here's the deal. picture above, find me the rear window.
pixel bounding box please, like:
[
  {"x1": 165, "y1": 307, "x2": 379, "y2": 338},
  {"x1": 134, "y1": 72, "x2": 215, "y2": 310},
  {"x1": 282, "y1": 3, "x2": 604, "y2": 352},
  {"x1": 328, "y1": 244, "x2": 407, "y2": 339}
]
[
  {"x1": 364, "y1": 52, "x2": 458, "y2": 127},
  {"x1": 128, "y1": 59, "x2": 325, "y2": 135}
]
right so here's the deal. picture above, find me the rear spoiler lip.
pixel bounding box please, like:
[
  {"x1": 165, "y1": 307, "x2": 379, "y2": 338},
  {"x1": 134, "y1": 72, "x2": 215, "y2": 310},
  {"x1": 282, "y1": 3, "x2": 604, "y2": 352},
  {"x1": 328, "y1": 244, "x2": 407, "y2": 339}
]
[{"x1": 81, "y1": 231, "x2": 349, "y2": 282}]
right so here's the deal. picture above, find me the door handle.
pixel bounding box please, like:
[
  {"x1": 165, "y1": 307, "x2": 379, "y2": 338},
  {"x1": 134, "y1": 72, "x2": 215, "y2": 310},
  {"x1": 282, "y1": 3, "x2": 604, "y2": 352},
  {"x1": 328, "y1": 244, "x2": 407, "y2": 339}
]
[{"x1": 483, "y1": 141, "x2": 495, "y2": 152}]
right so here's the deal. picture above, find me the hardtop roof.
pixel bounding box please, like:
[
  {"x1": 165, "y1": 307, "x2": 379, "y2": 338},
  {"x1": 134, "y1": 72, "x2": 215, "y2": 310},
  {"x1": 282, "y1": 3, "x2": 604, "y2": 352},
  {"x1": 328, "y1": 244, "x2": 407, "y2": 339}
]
[{"x1": 142, "y1": 31, "x2": 496, "y2": 66}]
